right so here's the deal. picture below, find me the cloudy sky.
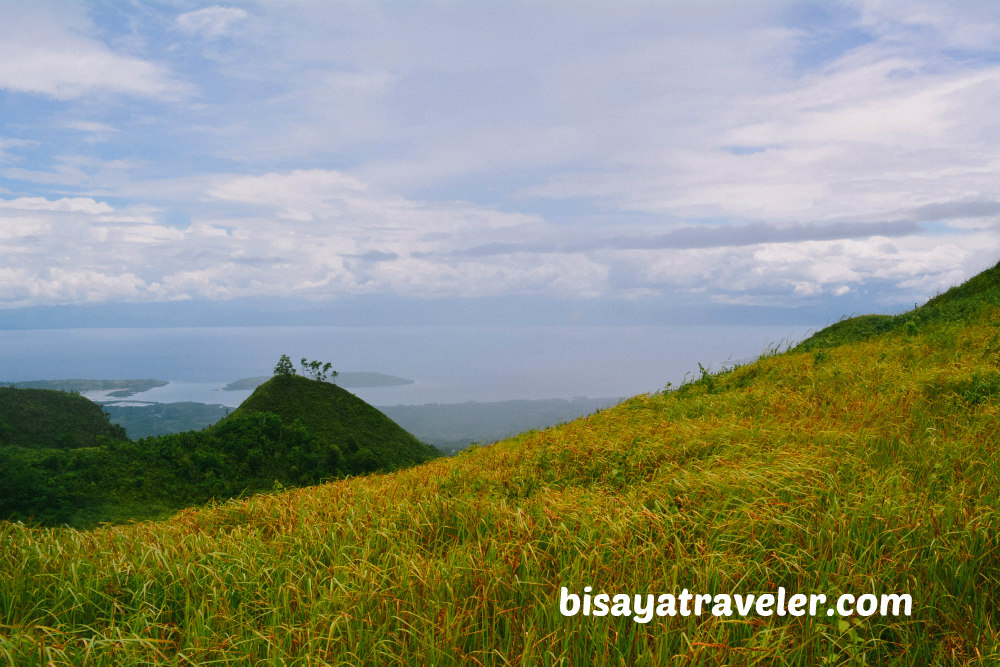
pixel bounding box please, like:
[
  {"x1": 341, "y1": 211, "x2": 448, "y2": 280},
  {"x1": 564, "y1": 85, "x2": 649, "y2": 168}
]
[{"x1": 1, "y1": 0, "x2": 998, "y2": 326}]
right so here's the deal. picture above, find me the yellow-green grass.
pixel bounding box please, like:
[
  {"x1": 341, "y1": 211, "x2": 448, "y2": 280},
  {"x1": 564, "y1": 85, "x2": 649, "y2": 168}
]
[{"x1": 2, "y1": 306, "x2": 999, "y2": 665}]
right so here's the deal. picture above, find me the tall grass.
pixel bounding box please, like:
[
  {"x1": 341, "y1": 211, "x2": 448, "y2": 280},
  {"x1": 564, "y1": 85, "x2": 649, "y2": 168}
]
[{"x1": 2, "y1": 305, "x2": 999, "y2": 665}]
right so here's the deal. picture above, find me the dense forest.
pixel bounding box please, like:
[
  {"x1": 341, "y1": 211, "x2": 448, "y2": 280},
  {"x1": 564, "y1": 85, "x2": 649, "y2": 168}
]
[
  {"x1": 0, "y1": 373, "x2": 438, "y2": 528},
  {"x1": 0, "y1": 386, "x2": 127, "y2": 448}
]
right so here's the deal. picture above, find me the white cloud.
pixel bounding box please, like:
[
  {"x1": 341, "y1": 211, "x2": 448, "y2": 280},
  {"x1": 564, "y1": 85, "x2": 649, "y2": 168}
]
[
  {"x1": 0, "y1": 196, "x2": 113, "y2": 214},
  {"x1": 851, "y1": 0, "x2": 1000, "y2": 52},
  {"x1": 58, "y1": 120, "x2": 120, "y2": 143},
  {"x1": 0, "y1": 3, "x2": 188, "y2": 100},
  {"x1": 527, "y1": 47, "x2": 1000, "y2": 224},
  {"x1": 494, "y1": 3, "x2": 1000, "y2": 239},
  {"x1": 176, "y1": 6, "x2": 249, "y2": 39},
  {"x1": 60, "y1": 121, "x2": 118, "y2": 134},
  {"x1": 1, "y1": 183, "x2": 995, "y2": 309},
  {"x1": 1, "y1": 3, "x2": 996, "y2": 314},
  {"x1": 207, "y1": 169, "x2": 538, "y2": 235},
  {"x1": 0, "y1": 180, "x2": 570, "y2": 306},
  {"x1": 0, "y1": 216, "x2": 51, "y2": 240},
  {"x1": 623, "y1": 233, "x2": 1000, "y2": 306}
]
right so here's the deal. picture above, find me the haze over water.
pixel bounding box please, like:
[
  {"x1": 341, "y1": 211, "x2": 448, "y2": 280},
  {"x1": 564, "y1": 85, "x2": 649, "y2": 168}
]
[{"x1": 0, "y1": 324, "x2": 816, "y2": 406}]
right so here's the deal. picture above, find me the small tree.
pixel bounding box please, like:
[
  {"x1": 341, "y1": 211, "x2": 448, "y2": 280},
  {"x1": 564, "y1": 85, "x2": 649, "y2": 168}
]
[
  {"x1": 300, "y1": 358, "x2": 337, "y2": 382},
  {"x1": 273, "y1": 354, "x2": 296, "y2": 377}
]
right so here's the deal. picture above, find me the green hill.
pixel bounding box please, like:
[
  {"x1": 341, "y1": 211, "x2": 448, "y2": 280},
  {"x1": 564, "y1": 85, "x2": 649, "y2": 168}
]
[
  {"x1": 2, "y1": 262, "x2": 999, "y2": 665},
  {"x1": 1, "y1": 373, "x2": 436, "y2": 528},
  {"x1": 0, "y1": 386, "x2": 127, "y2": 448},
  {"x1": 230, "y1": 374, "x2": 438, "y2": 471},
  {"x1": 795, "y1": 259, "x2": 1000, "y2": 351}
]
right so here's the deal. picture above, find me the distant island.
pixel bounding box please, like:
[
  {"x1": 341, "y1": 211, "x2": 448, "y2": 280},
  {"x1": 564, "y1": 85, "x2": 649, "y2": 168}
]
[
  {"x1": 223, "y1": 372, "x2": 414, "y2": 391},
  {"x1": 9, "y1": 379, "x2": 168, "y2": 398}
]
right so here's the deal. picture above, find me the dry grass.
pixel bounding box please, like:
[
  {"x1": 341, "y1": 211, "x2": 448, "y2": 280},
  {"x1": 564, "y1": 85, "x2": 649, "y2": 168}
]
[{"x1": 2, "y1": 306, "x2": 999, "y2": 665}]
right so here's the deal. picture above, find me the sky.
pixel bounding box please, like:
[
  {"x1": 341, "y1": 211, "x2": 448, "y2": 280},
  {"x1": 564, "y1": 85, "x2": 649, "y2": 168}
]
[{"x1": 1, "y1": 0, "x2": 999, "y2": 328}]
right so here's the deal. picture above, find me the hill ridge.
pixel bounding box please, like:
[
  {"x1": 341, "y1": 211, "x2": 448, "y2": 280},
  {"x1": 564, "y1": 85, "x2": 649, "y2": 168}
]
[{"x1": 794, "y1": 259, "x2": 1000, "y2": 351}]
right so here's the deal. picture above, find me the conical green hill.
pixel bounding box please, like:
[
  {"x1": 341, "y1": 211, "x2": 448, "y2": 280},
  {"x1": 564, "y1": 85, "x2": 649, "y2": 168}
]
[{"x1": 228, "y1": 374, "x2": 438, "y2": 470}]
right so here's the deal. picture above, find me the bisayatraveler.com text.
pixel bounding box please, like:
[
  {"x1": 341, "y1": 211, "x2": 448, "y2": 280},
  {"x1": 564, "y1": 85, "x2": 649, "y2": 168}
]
[{"x1": 559, "y1": 586, "x2": 912, "y2": 623}]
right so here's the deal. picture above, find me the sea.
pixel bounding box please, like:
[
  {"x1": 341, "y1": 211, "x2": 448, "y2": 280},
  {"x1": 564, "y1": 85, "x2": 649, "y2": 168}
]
[{"x1": 0, "y1": 324, "x2": 818, "y2": 407}]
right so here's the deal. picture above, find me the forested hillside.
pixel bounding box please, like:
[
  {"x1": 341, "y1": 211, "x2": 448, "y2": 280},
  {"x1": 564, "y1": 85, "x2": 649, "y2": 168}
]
[
  {"x1": 0, "y1": 386, "x2": 127, "y2": 448},
  {"x1": 1, "y1": 375, "x2": 437, "y2": 527}
]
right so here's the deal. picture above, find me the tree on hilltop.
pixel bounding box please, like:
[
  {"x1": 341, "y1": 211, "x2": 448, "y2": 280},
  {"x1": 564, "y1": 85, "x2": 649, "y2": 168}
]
[
  {"x1": 300, "y1": 358, "x2": 338, "y2": 383},
  {"x1": 273, "y1": 354, "x2": 296, "y2": 377}
]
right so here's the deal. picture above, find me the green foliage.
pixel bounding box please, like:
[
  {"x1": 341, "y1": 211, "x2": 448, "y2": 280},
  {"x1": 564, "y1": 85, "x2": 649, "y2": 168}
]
[
  {"x1": 1, "y1": 374, "x2": 436, "y2": 528},
  {"x1": 104, "y1": 396, "x2": 622, "y2": 451},
  {"x1": 924, "y1": 371, "x2": 1000, "y2": 406},
  {"x1": 696, "y1": 361, "x2": 717, "y2": 394},
  {"x1": 299, "y1": 357, "x2": 338, "y2": 383},
  {"x1": 0, "y1": 386, "x2": 127, "y2": 448},
  {"x1": 225, "y1": 372, "x2": 413, "y2": 391},
  {"x1": 102, "y1": 401, "x2": 230, "y2": 439},
  {"x1": 796, "y1": 259, "x2": 1000, "y2": 351},
  {"x1": 231, "y1": 374, "x2": 438, "y2": 468},
  {"x1": 0, "y1": 412, "x2": 349, "y2": 527},
  {"x1": 796, "y1": 313, "x2": 896, "y2": 350},
  {"x1": 272, "y1": 354, "x2": 296, "y2": 377}
]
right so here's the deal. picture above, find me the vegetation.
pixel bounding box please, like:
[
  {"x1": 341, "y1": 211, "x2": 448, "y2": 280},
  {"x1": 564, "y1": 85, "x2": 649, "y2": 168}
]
[
  {"x1": 102, "y1": 401, "x2": 231, "y2": 439},
  {"x1": 1, "y1": 375, "x2": 437, "y2": 528},
  {"x1": 0, "y1": 386, "x2": 127, "y2": 448},
  {"x1": 0, "y1": 412, "x2": 341, "y2": 527},
  {"x1": 381, "y1": 396, "x2": 623, "y2": 454},
  {"x1": 1, "y1": 261, "x2": 998, "y2": 665},
  {"x1": 273, "y1": 354, "x2": 296, "y2": 377},
  {"x1": 231, "y1": 374, "x2": 438, "y2": 470},
  {"x1": 224, "y1": 371, "x2": 414, "y2": 391},
  {"x1": 299, "y1": 357, "x2": 338, "y2": 383},
  {"x1": 97, "y1": 395, "x2": 623, "y2": 450},
  {"x1": 794, "y1": 258, "x2": 1000, "y2": 352}
]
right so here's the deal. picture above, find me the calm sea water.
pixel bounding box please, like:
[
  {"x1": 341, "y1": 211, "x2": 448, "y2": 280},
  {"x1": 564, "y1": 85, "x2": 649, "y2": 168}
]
[{"x1": 0, "y1": 325, "x2": 816, "y2": 406}]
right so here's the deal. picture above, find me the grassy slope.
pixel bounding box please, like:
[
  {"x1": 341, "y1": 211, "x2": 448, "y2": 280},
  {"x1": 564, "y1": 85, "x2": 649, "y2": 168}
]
[
  {"x1": 231, "y1": 374, "x2": 439, "y2": 467},
  {"x1": 2, "y1": 267, "x2": 999, "y2": 665},
  {"x1": 0, "y1": 387, "x2": 126, "y2": 448},
  {"x1": 794, "y1": 259, "x2": 1000, "y2": 351}
]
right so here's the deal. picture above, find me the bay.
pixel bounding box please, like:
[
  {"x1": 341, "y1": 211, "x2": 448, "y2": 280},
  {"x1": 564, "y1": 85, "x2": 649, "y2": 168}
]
[{"x1": 0, "y1": 324, "x2": 817, "y2": 406}]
